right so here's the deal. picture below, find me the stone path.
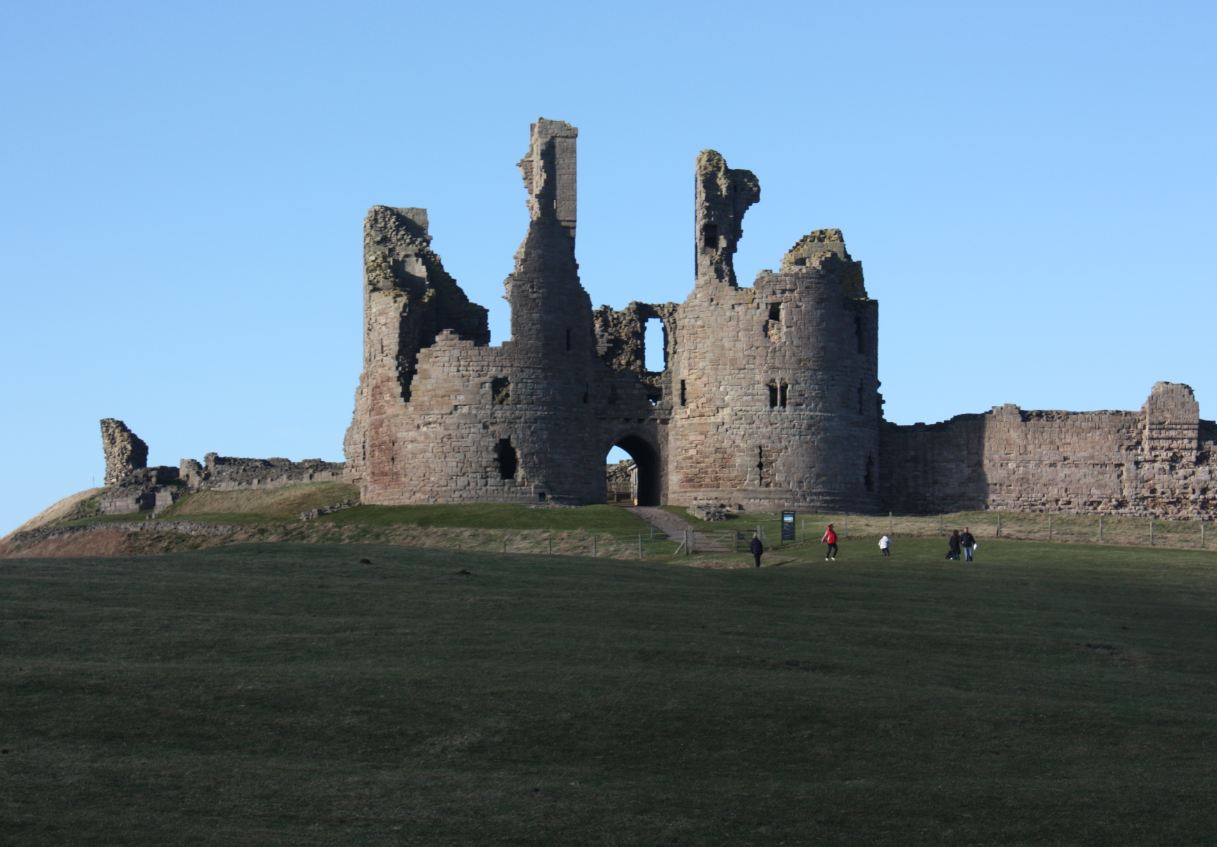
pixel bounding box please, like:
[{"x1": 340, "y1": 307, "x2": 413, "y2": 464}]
[{"x1": 628, "y1": 507, "x2": 730, "y2": 552}]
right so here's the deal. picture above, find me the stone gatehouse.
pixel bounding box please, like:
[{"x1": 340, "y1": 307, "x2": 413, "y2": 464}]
[{"x1": 343, "y1": 119, "x2": 881, "y2": 513}]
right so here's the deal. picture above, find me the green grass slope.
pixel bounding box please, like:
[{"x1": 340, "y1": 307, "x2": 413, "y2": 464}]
[{"x1": 3, "y1": 541, "x2": 1215, "y2": 845}]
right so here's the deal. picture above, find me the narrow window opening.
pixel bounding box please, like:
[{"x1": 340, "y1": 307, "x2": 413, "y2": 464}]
[
  {"x1": 757, "y1": 446, "x2": 765, "y2": 486},
  {"x1": 766, "y1": 302, "x2": 783, "y2": 342},
  {"x1": 643, "y1": 318, "x2": 666, "y2": 371},
  {"x1": 647, "y1": 390, "x2": 660, "y2": 407},
  {"x1": 679, "y1": 379, "x2": 687, "y2": 406},
  {"x1": 779, "y1": 382, "x2": 788, "y2": 408},
  {"x1": 768, "y1": 382, "x2": 779, "y2": 408},
  {"x1": 864, "y1": 455, "x2": 875, "y2": 493},
  {"x1": 702, "y1": 223, "x2": 718, "y2": 249},
  {"x1": 495, "y1": 438, "x2": 518, "y2": 480},
  {"x1": 492, "y1": 376, "x2": 510, "y2": 404},
  {"x1": 855, "y1": 315, "x2": 865, "y2": 354}
]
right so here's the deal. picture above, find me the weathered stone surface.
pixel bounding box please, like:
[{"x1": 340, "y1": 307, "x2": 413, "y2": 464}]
[
  {"x1": 100, "y1": 418, "x2": 148, "y2": 486},
  {"x1": 99, "y1": 466, "x2": 180, "y2": 514},
  {"x1": 880, "y1": 383, "x2": 1217, "y2": 518},
  {"x1": 694, "y1": 151, "x2": 760, "y2": 288},
  {"x1": 180, "y1": 453, "x2": 344, "y2": 491}
]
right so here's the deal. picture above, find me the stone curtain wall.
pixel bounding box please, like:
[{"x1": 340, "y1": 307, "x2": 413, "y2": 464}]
[
  {"x1": 179, "y1": 454, "x2": 344, "y2": 491},
  {"x1": 880, "y1": 383, "x2": 1217, "y2": 518}
]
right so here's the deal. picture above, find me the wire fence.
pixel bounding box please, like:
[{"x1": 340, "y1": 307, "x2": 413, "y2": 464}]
[{"x1": 730, "y1": 511, "x2": 1216, "y2": 552}]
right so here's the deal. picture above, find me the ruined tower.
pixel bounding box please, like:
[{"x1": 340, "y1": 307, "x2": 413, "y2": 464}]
[
  {"x1": 344, "y1": 119, "x2": 655, "y2": 505},
  {"x1": 664, "y1": 152, "x2": 882, "y2": 512}
]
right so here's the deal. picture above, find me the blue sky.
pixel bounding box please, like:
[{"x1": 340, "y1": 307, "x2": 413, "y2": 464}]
[{"x1": 2, "y1": 0, "x2": 1214, "y2": 535}]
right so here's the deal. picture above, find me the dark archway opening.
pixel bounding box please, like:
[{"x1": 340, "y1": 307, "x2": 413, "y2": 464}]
[{"x1": 605, "y1": 434, "x2": 661, "y2": 506}]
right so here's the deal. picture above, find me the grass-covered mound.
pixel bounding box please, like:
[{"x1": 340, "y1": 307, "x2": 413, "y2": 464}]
[{"x1": 3, "y1": 539, "x2": 1215, "y2": 845}]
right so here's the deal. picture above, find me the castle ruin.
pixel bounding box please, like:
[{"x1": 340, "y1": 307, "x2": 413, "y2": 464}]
[{"x1": 99, "y1": 119, "x2": 1217, "y2": 520}]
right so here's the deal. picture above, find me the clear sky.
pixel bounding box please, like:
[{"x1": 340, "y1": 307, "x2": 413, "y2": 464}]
[{"x1": 2, "y1": 0, "x2": 1214, "y2": 535}]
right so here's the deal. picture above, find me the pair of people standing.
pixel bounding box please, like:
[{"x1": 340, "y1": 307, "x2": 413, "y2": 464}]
[{"x1": 947, "y1": 528, "x2": 977, "y2": 561}]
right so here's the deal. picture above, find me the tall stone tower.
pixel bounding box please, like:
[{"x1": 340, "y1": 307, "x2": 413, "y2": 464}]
[
  {"x1": 344, "y1": 119, "x2": 619, "y2": 505},
  {"x1": 664, "y1": 151, "x2": 882, "y2": 512}
]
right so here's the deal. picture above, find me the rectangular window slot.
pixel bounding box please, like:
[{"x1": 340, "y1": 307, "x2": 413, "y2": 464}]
[
  {"x1": 680, "y1": 379, "x2": 687, "y2": 406},
  {"x1": 702, "y1": 223, "x2": 718, "y2": 249},
  {"x1": 492, "y1": 377, "x2": 510, "y2": 404},
  {"x1": 495, "y1": 438, "x2": 518, "y2": 480}
]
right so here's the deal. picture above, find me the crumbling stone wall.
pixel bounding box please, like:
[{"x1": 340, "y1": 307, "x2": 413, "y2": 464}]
[
  {"x1": 100, "y1": 419, "x2": 148, "y2": 486},
  {"x1": 179, "y1": 453, "x2": 344, "y2": 491},
  {"x1": 345, "y1": 120, "x2": 667, "y2": 507},
  {"x1": 96, "y1": 420, "x2": 347, "y2": 515},
  {"x1": 881, "y1": 383, "x2": 1217, "y2": 518}
]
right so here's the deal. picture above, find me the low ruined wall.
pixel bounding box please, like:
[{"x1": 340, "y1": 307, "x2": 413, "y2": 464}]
[{"x1": 181, "y1": 453, "x2": 345, "y2": 492}]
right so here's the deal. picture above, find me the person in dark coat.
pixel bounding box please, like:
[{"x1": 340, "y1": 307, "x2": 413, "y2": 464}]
[
  {"x1": 947, "y1": 530, "x2": 962, "y2": 560},
  {"x1": 750, "y1": 534, "x2": 764, "y2": 568},
  {"x1": 960, "y1": 527, "x2": 976, "y2": 562}
]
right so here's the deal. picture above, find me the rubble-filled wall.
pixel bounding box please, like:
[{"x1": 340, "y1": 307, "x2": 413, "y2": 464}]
[{"x1": 881, "y1": 383, "x2": 1217, "y2": 518}]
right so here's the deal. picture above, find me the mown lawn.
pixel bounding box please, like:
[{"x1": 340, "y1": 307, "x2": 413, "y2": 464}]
[{"x1": 2, "y1": 540, "x2": 1215, "y2": 845}]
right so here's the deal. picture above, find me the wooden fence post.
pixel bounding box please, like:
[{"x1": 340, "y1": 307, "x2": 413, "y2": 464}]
[
  {"x1": 1098, "y1": 516, "x2": 1103, "y2": 544},
  {"x1": 638, "y1": 534, "x2": 643, "y2": 560},
  {"x1": 1150, "y1": 520, "x2": 1154, "y2": 547},
  {"x1": 592, "y1": 535, "x2": 597, "y2": 558},
  {"x1": 997, "y1": 514, "x2": 1002, "y2": 538},
  {"x1": 1048, "y1": 514, "x2": 1053, "y2": 542},
  {"x1": 1202, "y1": 521, "x2": 1206, "y2": 549}
]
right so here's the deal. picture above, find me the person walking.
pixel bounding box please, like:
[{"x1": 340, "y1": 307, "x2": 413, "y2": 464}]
[
  {"x1": 947, "y1": 529, "x2": 962, "y2": 560},
  {"x1": 960, "y1": 527, "x2": 976, "y2": 562},
  {"x1": 750, "y1": 533, "x2": 764, "y2": 568},
  {"x1": 821, "y1": 524, "x2": 838, "y2": 561},
  {"x1": 878, "y1": 534, "x2": 891, "y2": 557}
]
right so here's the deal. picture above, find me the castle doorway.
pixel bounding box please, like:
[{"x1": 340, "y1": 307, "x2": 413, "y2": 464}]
[{"x1": 605, "y1": 434, "x2": 661, "y2": 506}]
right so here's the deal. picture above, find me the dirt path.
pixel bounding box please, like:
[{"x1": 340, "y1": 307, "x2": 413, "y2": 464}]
[{"x1": 628, "y1": 507, "x2": 730, "y2": 552}]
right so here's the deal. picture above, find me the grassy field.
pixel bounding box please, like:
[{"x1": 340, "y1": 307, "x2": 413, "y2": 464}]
[{"x1": 3, "y1": 539, "x2": 1216, "y2": 845}]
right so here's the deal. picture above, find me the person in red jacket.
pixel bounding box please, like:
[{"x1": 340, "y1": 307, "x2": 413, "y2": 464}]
[{"x1": 821, "y1": 524, "x2": 838, "y2": 561}]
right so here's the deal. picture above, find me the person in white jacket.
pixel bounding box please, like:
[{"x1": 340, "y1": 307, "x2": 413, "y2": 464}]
[{"x1": 878, "y1": 534, "x2": 891, "y2": 557}]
